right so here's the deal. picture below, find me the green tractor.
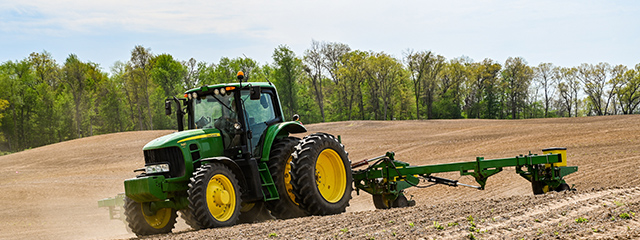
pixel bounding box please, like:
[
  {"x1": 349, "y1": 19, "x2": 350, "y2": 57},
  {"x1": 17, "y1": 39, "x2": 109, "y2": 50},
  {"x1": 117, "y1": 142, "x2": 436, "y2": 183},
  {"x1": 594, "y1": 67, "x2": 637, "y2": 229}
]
[{"x1": 123, "y1": 72, "x2": 352, "y2": 236}]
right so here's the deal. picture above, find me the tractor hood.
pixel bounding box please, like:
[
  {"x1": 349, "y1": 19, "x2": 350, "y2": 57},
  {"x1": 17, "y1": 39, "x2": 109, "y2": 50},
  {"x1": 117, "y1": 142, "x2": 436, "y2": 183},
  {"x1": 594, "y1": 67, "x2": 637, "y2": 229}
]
[{"x1": 143, "y1": 129, "x2": 221, "y2": 150}]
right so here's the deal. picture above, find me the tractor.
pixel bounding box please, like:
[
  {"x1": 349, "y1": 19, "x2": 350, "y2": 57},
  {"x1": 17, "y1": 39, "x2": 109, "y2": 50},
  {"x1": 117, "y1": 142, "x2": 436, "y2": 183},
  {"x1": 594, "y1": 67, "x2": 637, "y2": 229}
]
[
  {"x1": 101, "y1": 71, "x2": 579, "y2": 236},
  {"x1": 122, "y1": 72, "x2": 352, "y2": 236}
]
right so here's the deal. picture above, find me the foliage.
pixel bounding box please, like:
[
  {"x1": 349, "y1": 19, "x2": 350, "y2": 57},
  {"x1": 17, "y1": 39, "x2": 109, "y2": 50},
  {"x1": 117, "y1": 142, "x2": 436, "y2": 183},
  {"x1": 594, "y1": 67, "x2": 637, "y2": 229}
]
[{"x1": 1, "y1": 42, "x2": 640, "y2": 152}]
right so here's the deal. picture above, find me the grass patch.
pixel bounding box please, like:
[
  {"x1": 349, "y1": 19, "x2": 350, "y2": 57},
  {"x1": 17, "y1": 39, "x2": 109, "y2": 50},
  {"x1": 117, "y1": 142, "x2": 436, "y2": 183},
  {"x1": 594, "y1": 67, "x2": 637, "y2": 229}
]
[{"x1": 575, "y1": 217, "x2": 589, "y2": 223}]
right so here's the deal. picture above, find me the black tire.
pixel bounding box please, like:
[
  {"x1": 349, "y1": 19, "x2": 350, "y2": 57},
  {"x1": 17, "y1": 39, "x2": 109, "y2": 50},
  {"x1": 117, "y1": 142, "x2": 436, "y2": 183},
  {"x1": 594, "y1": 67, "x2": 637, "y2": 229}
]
[
  {"x1": 290, "y1": 133, "x2": 353, "y2": 216},
  {"x1": 372, "y1": 194, "x2": 409, "y2": 209},
  {"x1": 179, "y1": 209, "x2": 201, "y2": 230},
  {"x1": 531, "y1": 181, "x2": 549, "y2": 195},
  {"x1": 372, "y1": 195, "x2": 392, "y2": 209},
  {"x1": 238, "y1": 201, "x2": 274, "y2": 223},
  {"x1": 265, "y1": 137, "x2": 308, "y2": 219},
  {"x1": 392, "y1": 195, "x2": 409, "y2": 208},
  {"x1": 188, "y1": 163, "x2": 242, "y2": 228},
  {"x1": 123, "y1": 196, "x2": 177, "y2": 236},
  {"x1": 555, "y1": 183, "x2": 571, "y2": 192}
]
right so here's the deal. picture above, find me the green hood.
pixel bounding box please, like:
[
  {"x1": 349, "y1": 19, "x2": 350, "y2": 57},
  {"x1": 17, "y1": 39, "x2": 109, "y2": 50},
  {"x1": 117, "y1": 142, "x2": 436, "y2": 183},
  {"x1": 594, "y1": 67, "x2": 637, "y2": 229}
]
[{"x1": 143, "y1": 129, "x2": 221, "y2": 150}]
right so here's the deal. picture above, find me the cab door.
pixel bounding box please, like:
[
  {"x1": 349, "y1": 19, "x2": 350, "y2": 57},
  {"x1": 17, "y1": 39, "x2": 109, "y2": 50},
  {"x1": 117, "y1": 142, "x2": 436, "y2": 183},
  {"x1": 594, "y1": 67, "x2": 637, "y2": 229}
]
[{"x1": 241, "y1": 89, "x2": 280, "y2": 158}]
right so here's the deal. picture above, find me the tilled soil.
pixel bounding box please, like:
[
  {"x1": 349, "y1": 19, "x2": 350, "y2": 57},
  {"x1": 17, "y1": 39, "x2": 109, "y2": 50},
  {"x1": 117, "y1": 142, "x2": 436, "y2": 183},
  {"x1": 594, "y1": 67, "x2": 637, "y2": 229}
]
[{"x1": 1, "y1": 115, "x2": 639, "y2": 239}]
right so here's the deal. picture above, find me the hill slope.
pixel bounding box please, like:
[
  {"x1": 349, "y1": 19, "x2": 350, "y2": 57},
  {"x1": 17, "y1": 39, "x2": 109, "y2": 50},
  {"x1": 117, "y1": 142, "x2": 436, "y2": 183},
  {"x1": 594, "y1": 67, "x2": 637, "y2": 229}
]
[{"x1": 1, "y1": 115, "x2": 639, "y2": 239}]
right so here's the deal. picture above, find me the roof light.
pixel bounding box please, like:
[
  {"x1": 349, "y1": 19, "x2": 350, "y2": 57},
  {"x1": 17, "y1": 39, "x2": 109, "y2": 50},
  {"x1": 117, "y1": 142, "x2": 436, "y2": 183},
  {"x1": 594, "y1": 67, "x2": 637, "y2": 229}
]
[
  {"x1": 214, "y1": 89, "x2": 220, "y2": 95},
  {"x1": 225, "y1": 86, "x2": 236, "y2": 91},
  {"x1": 220, "y1": 88, "x2": 226, "y2": 95}
]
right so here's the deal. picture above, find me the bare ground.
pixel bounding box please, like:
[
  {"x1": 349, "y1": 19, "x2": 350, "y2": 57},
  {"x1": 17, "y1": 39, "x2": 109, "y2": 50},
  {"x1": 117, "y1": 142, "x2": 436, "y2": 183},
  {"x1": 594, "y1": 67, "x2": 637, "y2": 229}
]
[{"x1": 1, "y1": 115, "x2": 639, "y2": 239}]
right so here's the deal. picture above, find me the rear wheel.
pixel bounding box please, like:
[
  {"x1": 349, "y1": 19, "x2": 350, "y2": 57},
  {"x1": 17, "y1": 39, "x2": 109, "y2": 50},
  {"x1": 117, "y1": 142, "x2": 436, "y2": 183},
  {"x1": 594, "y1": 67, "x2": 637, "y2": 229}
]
[
  {"x1": 290, "y1": 133, "x2": 353, "y2": 215},
  {"x1": 124, "y1": 197, "x2": 177, "y2": 236},
  {"x1": 179, "y1": 208, "x2": 201, "y2": 230},
  {"x1": 265, "y1": 137, "x2": 308, "y2": 219},
  {"x1": 188, "y1": 163, "x2": 241, "y2": 228}
]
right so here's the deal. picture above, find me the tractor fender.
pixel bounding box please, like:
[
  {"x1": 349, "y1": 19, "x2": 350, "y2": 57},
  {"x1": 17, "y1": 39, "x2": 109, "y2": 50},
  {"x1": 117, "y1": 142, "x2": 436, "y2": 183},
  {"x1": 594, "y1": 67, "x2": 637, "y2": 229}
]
[
  {"x1": 260, "y1": 121, "x2": 307, "y2": 162},
  {"x1": 199, "y1": 157, "x2": 247, "y2": 189}
]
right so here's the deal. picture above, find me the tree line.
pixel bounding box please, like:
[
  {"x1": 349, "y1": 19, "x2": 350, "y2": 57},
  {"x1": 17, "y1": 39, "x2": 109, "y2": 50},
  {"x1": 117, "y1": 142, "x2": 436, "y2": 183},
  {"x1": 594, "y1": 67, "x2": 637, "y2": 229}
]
[{"x1": 1, "y1": 42, "x2": 639, "y2": 152}]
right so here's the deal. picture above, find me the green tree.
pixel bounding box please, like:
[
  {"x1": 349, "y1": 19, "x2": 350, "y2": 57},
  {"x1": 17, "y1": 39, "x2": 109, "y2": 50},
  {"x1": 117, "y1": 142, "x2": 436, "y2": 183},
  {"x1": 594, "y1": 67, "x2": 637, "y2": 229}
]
[
  {"x1": 533, "y1": 63, "x2": 556, "y2": 117},
  {"x1": 272, "y1": 45, "x2": 303, "y2": 119},
  {"x1": 502, "y1": 57, "x2": 533, "y2": 119},
  {"x1": 422, "y1": 54, "x2": 446, "y2": 119},
  {"x1": 61, "y1": 54, "x2": 89, "y2": 138},
  {"x1": 556, "y1": 67, "x2": 581, "y2": 117},
  {"x1": 465, "y1": 58, "x2": 501, "y2": 119},
  {"x1": 303, "y1": 40, "x2": 326, "y2": 122},
  {"x1": 434, "y1": 57, "x2": 468, "y2": 119},
  {"x1": 612, "y1": 64, "x2": 640, "y2": 114},
  {"x1": 129, "y1": 45, "x2": 155, "y2": 130},
  {"x1": 364, "y1": 52, "x2": 405, "y2": 120},
  {"x1": 576, "y1": 63, "x2": 611, "y2": 115},
  {"x1": 405, "y1": 50, "x2": 437, "y2": 119},
  {"x1": 338, "y1": 50, "x2": 368, "y2": 120}
]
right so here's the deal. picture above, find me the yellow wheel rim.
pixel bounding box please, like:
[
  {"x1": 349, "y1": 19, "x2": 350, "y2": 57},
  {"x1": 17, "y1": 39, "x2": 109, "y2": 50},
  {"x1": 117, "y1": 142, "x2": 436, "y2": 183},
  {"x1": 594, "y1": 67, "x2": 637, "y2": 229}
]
[
  {"x1": 141, "y1": 204, "x2": 172, "y2": 229},
  {"x1": 284, "y1": 155, "x2": 298, "y2": 205},
  {"x1": 206, "y1": 174, "x2": 236, "y2": 222},
  {"x1": 315, "y1": 149, "x2": 347, "y2": 203},
  {"x1": 240, "y1": 202, "x2": 255, "y2": 212},
  {"x1": 542, "y1": 185, "x2": 550, "y2": 193}
]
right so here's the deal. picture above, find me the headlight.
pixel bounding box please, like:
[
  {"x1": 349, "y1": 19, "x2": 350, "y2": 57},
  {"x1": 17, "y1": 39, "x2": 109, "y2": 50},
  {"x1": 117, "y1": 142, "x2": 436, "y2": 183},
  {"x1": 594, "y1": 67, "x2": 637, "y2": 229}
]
[
  {"x1": 233, "y1": 122, "x2": 241, "y2": 130},
  {"x1": 145, "y1": 163, "x2": 170, "y2": 174}
]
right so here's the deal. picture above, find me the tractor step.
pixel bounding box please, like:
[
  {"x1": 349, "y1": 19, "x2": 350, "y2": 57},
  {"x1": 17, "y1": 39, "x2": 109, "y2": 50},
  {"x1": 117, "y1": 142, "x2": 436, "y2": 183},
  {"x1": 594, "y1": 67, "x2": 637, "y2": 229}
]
[{"x1": 257, "y1": 162, "x2": 279, "y2": 201}]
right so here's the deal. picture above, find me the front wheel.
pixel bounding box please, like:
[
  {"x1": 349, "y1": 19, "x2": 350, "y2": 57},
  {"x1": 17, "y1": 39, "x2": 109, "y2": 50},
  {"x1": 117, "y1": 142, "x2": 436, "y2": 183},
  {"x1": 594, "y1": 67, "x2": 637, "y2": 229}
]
[
  {"x1": 290, "y1": 133, "x2": 353, "y2": 216},
  {"x1": 188, "y1": 163, "x2": 242, "y2": 228},
  {"x1": 123, "y1": 197, "x2": 177, "y2": 236}
]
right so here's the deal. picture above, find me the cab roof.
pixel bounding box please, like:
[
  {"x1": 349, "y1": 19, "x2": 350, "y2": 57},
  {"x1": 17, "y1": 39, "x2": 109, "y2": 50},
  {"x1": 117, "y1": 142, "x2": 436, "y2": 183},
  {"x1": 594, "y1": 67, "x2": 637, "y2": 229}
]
[{"x1": 185, "y1": 82, "x2": 275, "y2": 94}]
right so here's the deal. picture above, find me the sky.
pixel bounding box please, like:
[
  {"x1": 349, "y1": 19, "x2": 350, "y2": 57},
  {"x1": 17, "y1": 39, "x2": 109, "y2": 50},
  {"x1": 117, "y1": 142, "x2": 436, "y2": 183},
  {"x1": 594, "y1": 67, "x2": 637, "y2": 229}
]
[{"x1": 1, "y1": 0, "x2": 639, "y2": 73}]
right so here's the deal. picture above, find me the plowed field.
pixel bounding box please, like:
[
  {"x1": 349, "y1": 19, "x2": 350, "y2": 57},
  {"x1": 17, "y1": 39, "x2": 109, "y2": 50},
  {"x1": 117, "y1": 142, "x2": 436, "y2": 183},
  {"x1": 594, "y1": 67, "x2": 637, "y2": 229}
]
[{"x1": 1, "y1": 115, "x2": 639, "y2": 239}]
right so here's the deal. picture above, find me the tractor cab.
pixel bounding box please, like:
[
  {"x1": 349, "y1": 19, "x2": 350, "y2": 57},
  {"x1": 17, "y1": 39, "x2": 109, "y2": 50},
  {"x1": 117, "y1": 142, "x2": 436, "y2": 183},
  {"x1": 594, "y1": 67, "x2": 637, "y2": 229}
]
[{"x1": 183, "y1": 81, "x2": 282, "y2": 159}]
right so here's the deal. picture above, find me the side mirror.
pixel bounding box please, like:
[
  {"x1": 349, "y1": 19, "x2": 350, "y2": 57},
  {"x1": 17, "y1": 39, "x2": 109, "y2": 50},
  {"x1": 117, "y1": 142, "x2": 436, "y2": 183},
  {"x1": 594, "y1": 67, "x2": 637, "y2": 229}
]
[
  {"x1": 165, "y1": 101, "x2": 172, "y2": 115},
  {"x1": 250, "y1": 86, "x2": 261, "y2": 100}
]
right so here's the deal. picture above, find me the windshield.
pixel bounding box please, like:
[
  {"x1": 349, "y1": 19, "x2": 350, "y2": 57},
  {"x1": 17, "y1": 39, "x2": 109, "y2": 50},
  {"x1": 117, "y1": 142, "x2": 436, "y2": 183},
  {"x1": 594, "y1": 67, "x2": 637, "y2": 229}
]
[
  {"x1": 192, "y1": 93, "x2": 236, "y2": 130},
  {"x1": 192, "y1": 93, "x2": 238, "y2": 149}
]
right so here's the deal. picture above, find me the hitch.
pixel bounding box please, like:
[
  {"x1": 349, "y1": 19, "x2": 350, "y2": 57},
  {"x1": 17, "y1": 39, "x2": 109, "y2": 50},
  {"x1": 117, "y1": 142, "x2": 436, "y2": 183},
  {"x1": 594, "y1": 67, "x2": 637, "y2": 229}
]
[{"x1": 425, "y1": 176, "x2": 481, "y2": 189}]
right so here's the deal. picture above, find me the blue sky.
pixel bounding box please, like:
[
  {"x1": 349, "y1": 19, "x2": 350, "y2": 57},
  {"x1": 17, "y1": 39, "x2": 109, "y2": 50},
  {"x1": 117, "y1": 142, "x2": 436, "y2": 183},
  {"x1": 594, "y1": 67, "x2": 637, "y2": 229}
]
[{"x1": 1, "y1": 0, "x2": 639, "y2": 73}]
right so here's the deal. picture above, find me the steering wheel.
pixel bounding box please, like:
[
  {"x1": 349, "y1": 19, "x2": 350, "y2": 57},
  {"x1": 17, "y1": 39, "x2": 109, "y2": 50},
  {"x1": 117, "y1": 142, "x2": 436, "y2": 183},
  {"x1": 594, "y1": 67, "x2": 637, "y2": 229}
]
[{"x1": 195, "y1": 116, "x2": 211, "y2": 129}]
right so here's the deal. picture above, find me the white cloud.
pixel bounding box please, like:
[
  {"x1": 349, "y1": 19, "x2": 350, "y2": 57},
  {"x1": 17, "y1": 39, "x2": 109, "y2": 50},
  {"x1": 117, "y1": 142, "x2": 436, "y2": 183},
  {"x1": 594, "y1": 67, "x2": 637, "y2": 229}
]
[{"x1": 1, "y1": 0, "x2": 639, "y2": 67}]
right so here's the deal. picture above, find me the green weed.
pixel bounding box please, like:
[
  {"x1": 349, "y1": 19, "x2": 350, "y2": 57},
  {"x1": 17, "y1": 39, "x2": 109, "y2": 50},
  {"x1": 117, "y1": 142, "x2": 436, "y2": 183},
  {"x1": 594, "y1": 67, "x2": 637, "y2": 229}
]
[
  {"x1": 433, "y1": 221, "x2": 444, "y2": 230},
  {"x1": 575, "y1": 217, "x2": 588, "y2": 223}
]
